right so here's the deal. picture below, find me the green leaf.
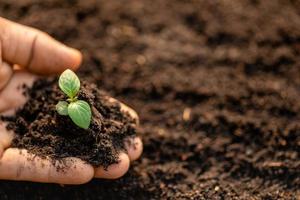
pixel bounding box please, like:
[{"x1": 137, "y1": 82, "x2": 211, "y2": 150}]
[
  {"x1": 68, "y1": 100, "x2": 92, "y2": 129},
  {"x1": 59, "y1": 69, "x2": 80, "y2": 98},
  {"x1": 56, "y1": 101, "x2": 69, "y2": 116}
]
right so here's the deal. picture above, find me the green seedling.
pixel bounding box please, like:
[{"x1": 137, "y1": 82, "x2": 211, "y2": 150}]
[{"x1": 56, "y1": 69, "x2": 92, "y2": 129}]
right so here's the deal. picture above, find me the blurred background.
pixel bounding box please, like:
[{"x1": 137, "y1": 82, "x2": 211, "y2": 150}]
[{"x1": 1, "y1": 0, "x2": 300, "y2": 199}]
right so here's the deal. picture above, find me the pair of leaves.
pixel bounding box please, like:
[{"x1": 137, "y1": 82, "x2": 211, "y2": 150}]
[
  {"x1": 56, "y1": 100, "x2": 91, "y2": 129},
  {"x1": 56, "y1": 70, "x2": 92, "y2": 129}
]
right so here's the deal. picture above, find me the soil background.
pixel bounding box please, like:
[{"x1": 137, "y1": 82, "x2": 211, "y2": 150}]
[{"x1": 1, "y1": 0, "x2": 300, "y2": 199}]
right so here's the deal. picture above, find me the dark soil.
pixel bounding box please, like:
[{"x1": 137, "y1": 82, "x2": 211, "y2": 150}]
[
  {"x1": 3, "y1": 78, "x2": 137, "y2": 168},
  {"x1": 1, "y1": 0, "x2": 300, "y2": 199}
]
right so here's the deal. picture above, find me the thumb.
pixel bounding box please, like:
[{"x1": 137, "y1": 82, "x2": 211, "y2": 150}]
[{"x1": 0, "y1": 17, "x2": 82, "y2": 75}]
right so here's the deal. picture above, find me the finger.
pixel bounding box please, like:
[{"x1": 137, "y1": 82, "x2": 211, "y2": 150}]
[
  {"x1": 0, "y1": 72, "x2": 36, "y2": 113},
  {"x1": 108, "y1": 98, "x2": 140, "y2": 125},
  {"x1": 0, "y1": 17, "x2": 82, "y2": 75},
  {"x1": 0, "y1": 148, "x2": 94, "y2": 184},
  {"x1": 94, "y1": 152, "x2": 130, "y2": 179},
  {"x1": 0, "y1": 62, "x2": 13, "y2": 91},
  {"x1": 107, "y1": 99, "x2": 142, "y2": 161},
  {"x1": 117, "y1": 101, "x2": 142, "y2": 161},
  {"x1": 125, "y1": 137, "x2": 143, "y2": 161}
]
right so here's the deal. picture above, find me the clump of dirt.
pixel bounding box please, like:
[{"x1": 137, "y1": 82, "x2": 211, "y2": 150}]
[{"x1": 2, "y1": 78, "x2": 137, "y2": 168}]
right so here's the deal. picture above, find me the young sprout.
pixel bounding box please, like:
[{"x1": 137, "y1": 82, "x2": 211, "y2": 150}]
[{"x1": 56, "y1": 69, "x2": 92, "y2": 129}]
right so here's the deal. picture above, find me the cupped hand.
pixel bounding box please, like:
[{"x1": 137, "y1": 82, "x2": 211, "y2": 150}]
[{"x1": 0, "y1": 17, "x2": 142, "y2": 184}]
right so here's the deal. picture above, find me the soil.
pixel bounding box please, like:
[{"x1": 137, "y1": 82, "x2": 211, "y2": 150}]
[
  {"x1": 2, "y1": 78, "x2": 137, "y2": 168},
  {"x1": 1, "y1": 0, "x2": 300, "y2": 199}
]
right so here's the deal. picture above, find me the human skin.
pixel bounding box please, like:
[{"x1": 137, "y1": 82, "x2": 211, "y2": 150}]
[{"x1": 0, "y1": 17, "x2": 143, "y2": 184}]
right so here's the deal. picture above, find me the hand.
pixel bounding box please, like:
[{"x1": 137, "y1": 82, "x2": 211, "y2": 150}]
[{"x1": 0, "y1": 17, "x2": 142, "y2": 184}]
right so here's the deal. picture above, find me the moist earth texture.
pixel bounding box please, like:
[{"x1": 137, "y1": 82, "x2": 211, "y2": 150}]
[{"x1": 1, "y1": 0, "x2": 300, "y2": 199}]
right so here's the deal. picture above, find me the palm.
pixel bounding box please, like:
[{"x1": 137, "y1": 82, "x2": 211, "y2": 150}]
[{"x1": 0, "y1": 72, "x2": 142, "y2": 184}]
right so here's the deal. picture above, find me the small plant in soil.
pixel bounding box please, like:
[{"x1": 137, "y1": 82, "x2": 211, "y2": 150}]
[
  {"x1": 2, "y1": 68, "x2": 137, "y2": 168},
  {"x1": 56, "y1": 69, "x2": 92, "y2": 129}
]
